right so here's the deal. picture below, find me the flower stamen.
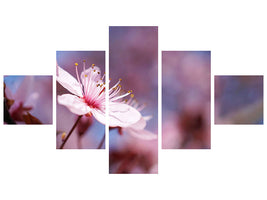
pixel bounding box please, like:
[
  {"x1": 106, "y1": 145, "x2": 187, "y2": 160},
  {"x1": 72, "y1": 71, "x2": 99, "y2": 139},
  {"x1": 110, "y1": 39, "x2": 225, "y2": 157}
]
[{"x1": 74, "y1": 63, "x2": 84, "y2": 96}]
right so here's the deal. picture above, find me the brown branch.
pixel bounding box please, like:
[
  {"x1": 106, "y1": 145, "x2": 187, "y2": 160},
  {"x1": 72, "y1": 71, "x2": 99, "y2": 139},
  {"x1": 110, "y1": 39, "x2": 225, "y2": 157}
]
[{"x1": 59, "y1": 115, "x2": 82, "y2": 149}]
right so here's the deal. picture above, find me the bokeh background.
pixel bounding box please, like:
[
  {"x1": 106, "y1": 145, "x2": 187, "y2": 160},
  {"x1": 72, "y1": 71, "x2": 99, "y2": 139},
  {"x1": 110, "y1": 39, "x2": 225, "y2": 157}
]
[
  {"x1": 4, "y1": 75, "x2": 52, "y2": 124},
  {"x1": 109, "y1": 26, "x2": 158, "y2": 173},
  {"x1": 56, "y1": 51, "x2": 105, "y2": 149},
  {"x1": 215, "y1": 75, "x2": 263, "y2": 124},
  {"x1": 162, "y1": 51, "x2": 211, "y2": 149}
]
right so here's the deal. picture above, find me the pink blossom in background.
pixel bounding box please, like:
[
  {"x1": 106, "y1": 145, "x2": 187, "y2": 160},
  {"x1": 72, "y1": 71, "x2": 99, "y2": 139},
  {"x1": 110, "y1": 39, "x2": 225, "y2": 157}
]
[
  {"x1": 4, "y1": 75, "x2": 52, "y2": 124},
  {"x1": 162, "y1": 51, "x2": 211, "y2": 149}
]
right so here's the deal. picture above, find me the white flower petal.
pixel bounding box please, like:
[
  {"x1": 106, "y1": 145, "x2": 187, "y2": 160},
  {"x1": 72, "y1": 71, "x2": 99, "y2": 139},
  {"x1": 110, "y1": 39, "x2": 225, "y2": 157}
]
[
  {"x1": 143, "y1": 115, "x2": 153, "y2": 121},
  {"x1": 57, "y1": 66, "x2": 83, "y2": 97},
  {"x1": 128, "y1": 117, "x2": 147, "y2": 130},
  {"x1": 109, "y1": 103, "x2": 142, "y2": 127},
  {"x1": 125, "y1": 127, "x2": 158, "y2": 140},
  {"x1": 81, "y1": 66, "x2": 102, "y2": 85},
  {"x1": 91, "y1": 109, "x2": 106, "y2": 124},
  {"x1": 58, "y1": 94, "x2": 91, "y2": 115},
  {"x1": 91, "y1": 103, "x2": 142, "y2": 127}
]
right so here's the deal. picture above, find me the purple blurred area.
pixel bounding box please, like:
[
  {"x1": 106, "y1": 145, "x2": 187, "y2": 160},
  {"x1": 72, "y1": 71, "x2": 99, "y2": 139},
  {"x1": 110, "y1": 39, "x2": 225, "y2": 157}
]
[
  {"x1": 215, "y1": 75, "x2": 263, "y2": 124},
  {"x1": 162, "y1": 51, "x2": 211, "y2": 149},
  {"x1": 56, "y1": 51, "x2": 105, "y2": 149},
  {"x1": 4, "y1": 75, "x2": 52, "y2": 124},
  {"x1": 109, "y1": 26, "x2": 158, "y2": 173}
]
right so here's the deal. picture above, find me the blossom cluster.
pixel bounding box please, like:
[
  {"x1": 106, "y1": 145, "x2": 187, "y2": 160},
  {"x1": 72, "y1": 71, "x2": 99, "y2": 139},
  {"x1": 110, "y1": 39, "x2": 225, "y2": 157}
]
[
  {"x1": 4, "y1": 76, "x2": 52, "y2": 124},
  {"x1": 57, "y1": 61, "x2": 157, "y2": 140}
]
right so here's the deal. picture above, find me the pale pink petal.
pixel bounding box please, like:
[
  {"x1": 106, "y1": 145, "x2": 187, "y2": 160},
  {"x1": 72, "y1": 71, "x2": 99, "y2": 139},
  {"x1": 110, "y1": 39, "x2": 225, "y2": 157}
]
[
  {"x1": 24, "y1": 92, "x2": 39, "y2": 107},
  {"x1": 90, "y1": 109, "x2": 106, "y2": 124},
  {"x1": 125, "y1": 128, "x2": 158, "y2": 140},
  {"x1": 91, "y1": 103, "x2": 142, "y2": 127},
  {"x1": 57, "y1": 66, "x2": 83, "y2": 97},
  {"x1": 4, "y1": 85, "x2": 14, "y2": 100},
  {"x1": 81, "y1": 66, "x2": 102, "y2": 85},
  {"x1": 109, "y1": 103, "x2": 142, "y2": 127},
  {"x1": 58, "y1": 94, "x2": 91, "y2": 115},
  {"x1": 143, "y1": 115, "x2": 153, "y2": 121},
  {"x1": 9, "y1": 101, "x2": 23, "y2": 115},
  {"x1": 14, "y1": 76, "x2": 35, "y2": 103},
  {"x1": 128, "y1": 117, "x2": 147, "y2": 130}
]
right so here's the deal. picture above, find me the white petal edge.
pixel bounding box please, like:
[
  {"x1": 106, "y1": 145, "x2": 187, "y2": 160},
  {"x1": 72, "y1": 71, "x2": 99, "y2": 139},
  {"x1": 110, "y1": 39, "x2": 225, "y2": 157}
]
[
  {"x1": 58, "y1": 94, "x2": 91, "y2": 115},
  {"x1": 128, "y1": 117, "x2": 147, "y2": 130},
  {"x1": 143, "y1": 115, "x2": 153, "y2": 121},
  {"x1": 56, "y1": 66, "x2": 83, "y2": 97},
  {"x1": 91, "y1": 103, "x2": 142, "y2": 127},
  {"x1": 109, "y1": 103, "x2": 142, "y2": 127}
]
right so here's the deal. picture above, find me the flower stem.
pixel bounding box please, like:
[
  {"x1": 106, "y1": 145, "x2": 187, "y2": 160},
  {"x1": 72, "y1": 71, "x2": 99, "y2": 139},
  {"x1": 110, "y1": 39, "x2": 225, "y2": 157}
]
[
  {"x1": 97, "y1": 132, "x2": 105, "y2": 149},
  {"x1": 59, "y1": 115, "x2": 82, "y2": 149}
]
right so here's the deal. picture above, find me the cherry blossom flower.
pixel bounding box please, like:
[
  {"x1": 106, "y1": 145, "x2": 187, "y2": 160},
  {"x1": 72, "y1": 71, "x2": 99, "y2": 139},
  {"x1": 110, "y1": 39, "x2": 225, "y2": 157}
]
[
  {"x1": 56, "y1": 61, "x2": 142, "y2": 127},
  {"x1": 119, "y1": 95, "x2": 157, "y2": 140}
]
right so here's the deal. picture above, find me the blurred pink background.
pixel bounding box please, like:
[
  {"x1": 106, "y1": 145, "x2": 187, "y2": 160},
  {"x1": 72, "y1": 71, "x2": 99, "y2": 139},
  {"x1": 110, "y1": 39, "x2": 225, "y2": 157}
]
[
  {"x1": 215, "y1": 75, "x2": 263, "y2": 124},
  {"x1": 162, "y1": 51, "x2": 211, "y2": 149}
]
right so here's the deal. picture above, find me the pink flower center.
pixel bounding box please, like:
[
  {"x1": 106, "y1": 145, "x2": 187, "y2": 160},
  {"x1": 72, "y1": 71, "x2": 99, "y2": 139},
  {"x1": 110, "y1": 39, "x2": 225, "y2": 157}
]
[
  {"x1": 82, "y1": 96, "x2": 101, "y2": 109},
  {"x1": 74, "y1": 61, "x2": 134, "y2": 110}
]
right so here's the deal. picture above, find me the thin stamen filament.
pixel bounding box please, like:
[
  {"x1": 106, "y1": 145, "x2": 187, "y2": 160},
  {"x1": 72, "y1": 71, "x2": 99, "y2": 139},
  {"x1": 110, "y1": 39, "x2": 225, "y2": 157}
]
[
  {"x1": 75, "y1": 64, "x2": 84, "y2": 96},
  {"x1": 110, "y1": 91, "x2": 131, "y2": 102}
]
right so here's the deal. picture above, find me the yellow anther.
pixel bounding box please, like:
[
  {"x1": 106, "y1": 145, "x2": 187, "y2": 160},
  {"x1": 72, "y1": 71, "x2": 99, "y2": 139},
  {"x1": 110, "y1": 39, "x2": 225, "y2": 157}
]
[
  {"x1": 96, "y1": 84, "x2": 100, "y2": 87},
  {"x1": 127, "y1": 90, "x2": 131, "y2": 93},
  {"x1": 118, "y1": 84, "x2": 121, "y2": 88},
  {"x1": 124, "y1": 99, "x2": 128, "y2": 103},
  {"x1": 83, "y1": 60, "x2": 86, "y2": 62},
  {"x1": 84, "y1": 74, "x2": 88, "y2": 77},
  {"x1": 100, "y1": 84, "x2": 103, "y2": 87},
  {"x1": 61, "y1": 132, "x2": 66, "y2": 141},
  {"x1": 92, "y1": 64, "x2": 95, "y2": 66},
  {"x1": 86, "y1": 112, "x2": 92, "y2": 117},
  {"x1": 75, "y1": 63, "x2": 78, "y2": 66},
  {"x1": 119, "y1": 78, "x2": 122, "y2": 81},
  {"x1": 130, "y1": 94, "x2": 134, "y2": 98},
  {"x1": 93, "y1": 70, "x2": 96, "y2": 72}
]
